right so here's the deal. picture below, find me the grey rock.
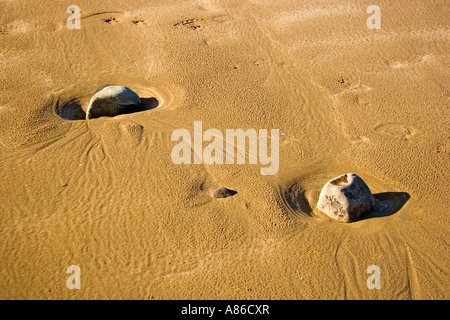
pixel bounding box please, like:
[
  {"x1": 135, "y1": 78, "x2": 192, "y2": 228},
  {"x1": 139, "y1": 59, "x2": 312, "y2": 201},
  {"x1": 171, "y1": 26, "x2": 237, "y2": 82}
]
[
  {"x1": 86, "y1": 86, "x2": 141, "y2": 119},
  {"x1": 317, "y1": 173, "x2": 375, "y2": 222},
  {"x1": 212, "y1": 187, "x2": 237, "y2": 198}
]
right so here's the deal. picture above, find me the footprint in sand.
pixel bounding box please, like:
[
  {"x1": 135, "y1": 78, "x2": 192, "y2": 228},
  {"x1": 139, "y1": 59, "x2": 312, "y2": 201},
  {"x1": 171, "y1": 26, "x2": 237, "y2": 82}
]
[
  {"x1": 330, "y1": 76, "x2": 373, "y2": 97},
  {"x1": 131, "y1": 19, "x2": 147, "y2": 25},
  {"x1": 173, "y1": 18, "x2": 206, "y2": 30},
  {"x1": 0, "y1": 21, "x2": 29, "y2": 35},
  {"x1": 120, "y1": 122, "x2": 144, "y2": 145},
  {"x1": 104, "y1": 17, "x2": 120, "y2": 24},
  {"x1": 80, "y1": 11, "x2": 125, "y2": 25},
  {"x1": 82, "y1": 11, "x2": 148, "y2": 26},
  {"x1": 374, "y1": 123, "x2": 417, "y2": 140}
]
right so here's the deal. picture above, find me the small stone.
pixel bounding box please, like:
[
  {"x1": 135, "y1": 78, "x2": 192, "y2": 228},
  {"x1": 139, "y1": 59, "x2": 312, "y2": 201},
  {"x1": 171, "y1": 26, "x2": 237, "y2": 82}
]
[
  {"x1": 212, "y1": 187, "x2": 237, "y2": 198},
  {"x1": 317, "y1": 173, "x2": 375, "y2": 222},
  {"x1": 86, "y1": 86, "x2": 141, "y2": 119}
]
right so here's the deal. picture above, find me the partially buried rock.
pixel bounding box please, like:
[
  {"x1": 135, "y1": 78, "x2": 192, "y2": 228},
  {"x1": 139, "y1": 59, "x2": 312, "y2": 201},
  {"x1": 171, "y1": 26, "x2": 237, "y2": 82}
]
[
  {"x1": 86, "y1": 86, "x2": 141, "y2": 119},
  {"x1": 212, "y1": 187, "x2": 237, "y2": 198},
  {"x1": 317, "y1": 173, "x2": 375, "y2": 222}
]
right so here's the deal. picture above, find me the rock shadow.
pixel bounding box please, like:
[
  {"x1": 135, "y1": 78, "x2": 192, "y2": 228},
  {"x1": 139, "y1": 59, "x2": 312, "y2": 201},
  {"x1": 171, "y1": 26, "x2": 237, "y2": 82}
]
[
  {"x1": 56, "y1": 99, "x2": 86, "y2": 121},
  {"x1": 361, "y1": 192, "x2": 410, "y2": 220},
  {"x1": 283, "y1": 184, "x2": 313, "y2": 217},
  {"x1": 56, "y1": 97, "x2": 159, "y2": 121},
  {"x1": 119, "y1": 97, "x2": 159, "y2": 115}
]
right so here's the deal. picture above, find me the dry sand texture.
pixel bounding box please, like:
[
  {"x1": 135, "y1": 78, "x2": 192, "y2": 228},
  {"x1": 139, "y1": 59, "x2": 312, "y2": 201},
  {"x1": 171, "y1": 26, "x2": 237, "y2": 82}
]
[{"x1": 0, "y1": 0, "x2": 449, "y2": 299}]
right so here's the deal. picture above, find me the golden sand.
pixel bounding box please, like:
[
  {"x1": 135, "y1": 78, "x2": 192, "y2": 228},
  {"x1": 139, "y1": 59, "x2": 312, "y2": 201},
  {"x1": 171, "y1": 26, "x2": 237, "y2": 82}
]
[{"x1": 0, "y1": 0, "x2": 448, "y2": 299}]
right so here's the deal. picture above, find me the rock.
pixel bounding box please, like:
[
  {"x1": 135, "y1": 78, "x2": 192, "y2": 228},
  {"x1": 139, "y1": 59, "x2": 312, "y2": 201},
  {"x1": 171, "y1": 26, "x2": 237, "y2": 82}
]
[
  {"x1": 317, "y1": 173, "x2": 375, "y2": 222},
  {"x1": 212, "y1": 187, "x2": 237, "y2": 198},
  {"x1": 86, "y1": 86, "x2": 141, "y2": 119}
]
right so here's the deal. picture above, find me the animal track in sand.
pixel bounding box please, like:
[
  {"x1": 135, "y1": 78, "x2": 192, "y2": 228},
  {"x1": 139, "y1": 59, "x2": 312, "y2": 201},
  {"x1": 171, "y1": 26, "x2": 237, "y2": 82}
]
[
  {"x1": 0, "y1": 21, "x2": 28, "y2": 35},
  {"x1": 82, "y1": 11, "x2": 148, "y2": 26},
  {"x1": 374, "y1": 123, "x2": 417, "y2": 140},
  {"x1": 384, "y1": 55, "x2": 435, "y2": 70},
  {"x1": 336, "y1": 76, "x2": 372, "y2": 93},
  {"x1": 337, "y1": 76, "x2": 352, "y2": 87},
  {"x1": 0, "y1": 20, "x2": 59, "y2": 35},
  {"x1": 104, "y1": 17, "x2": 120, "y2": 24},
  {"x1": 174, "y1": 18, "x2": 206, "y2": 30},
  {"x1": 131, "y1": 19, "x2": 146, "y2": 25},
  {"x1": 79, "y1": 11, "x2": 123, "y2": 25}
]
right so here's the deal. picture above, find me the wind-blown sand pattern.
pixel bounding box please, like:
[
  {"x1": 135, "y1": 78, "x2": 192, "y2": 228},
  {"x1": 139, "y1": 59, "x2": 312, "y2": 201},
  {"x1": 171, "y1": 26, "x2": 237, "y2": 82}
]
[{"x1": 0, "y1": 0, "x2": 448, "y2": 299}]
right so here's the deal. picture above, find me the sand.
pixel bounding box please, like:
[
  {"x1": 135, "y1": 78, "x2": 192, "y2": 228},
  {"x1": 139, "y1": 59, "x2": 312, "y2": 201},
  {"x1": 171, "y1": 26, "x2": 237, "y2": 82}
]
[{"x1": 0, "y1": 0, "x2": 448, "y2": 299}]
